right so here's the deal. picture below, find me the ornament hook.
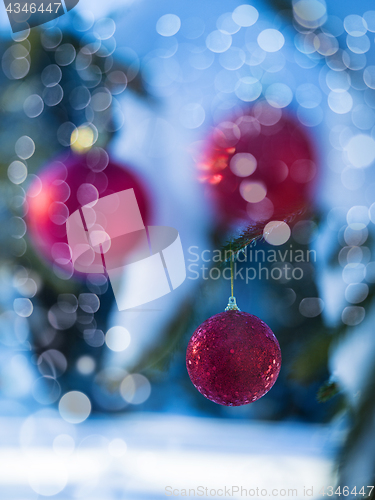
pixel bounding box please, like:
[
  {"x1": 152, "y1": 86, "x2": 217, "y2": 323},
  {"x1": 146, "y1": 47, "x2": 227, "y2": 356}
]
[{"x1": 225, "y1": 296, "x2": 240, "y2": 311}]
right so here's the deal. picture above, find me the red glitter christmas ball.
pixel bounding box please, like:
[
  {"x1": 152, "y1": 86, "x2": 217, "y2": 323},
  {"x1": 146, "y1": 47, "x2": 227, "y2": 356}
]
[
  {"x1": 198, "y1": 101, "x2": 317, "y2": 225},
  {"x1": 186, "y1": 310, "x2": 281, "y2": 406},
  {"x1": 26, "y1": 150, "x2": 150, "y2": 275}
]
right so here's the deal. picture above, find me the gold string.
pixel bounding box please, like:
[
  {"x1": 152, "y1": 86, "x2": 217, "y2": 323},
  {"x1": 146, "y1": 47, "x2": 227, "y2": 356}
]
[
  {"x1": 230, "y1": 242, "x2": 234, "y2": 298},
  {"x1": 225, "y1": 242, "x2": 240, "y2": 311}
]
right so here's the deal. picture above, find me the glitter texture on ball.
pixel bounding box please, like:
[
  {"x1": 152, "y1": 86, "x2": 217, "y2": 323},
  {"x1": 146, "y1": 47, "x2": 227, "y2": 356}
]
[{"x1": 186, "y1": 310, "x2": 281, "y2": 406}]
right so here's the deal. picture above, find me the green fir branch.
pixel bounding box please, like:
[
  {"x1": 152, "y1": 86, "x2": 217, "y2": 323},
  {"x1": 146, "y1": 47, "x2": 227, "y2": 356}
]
[
  {"x1": 317, "y1": 380, "x2": 340, "y2": 403},
  {"x1": 219, "y1": 205, "x2": 307, "y2": 264}
]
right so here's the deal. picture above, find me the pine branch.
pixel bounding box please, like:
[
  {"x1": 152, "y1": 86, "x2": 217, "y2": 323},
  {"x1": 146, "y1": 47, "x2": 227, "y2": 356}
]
[
  {"x1": 131, "y1": 296, "x2": 197, "y2": 373},
  {"x1": 317, "y1": 380, "x2": 340, "y2": 403},
  {"x1": 219, "y1": 205, "x2": 307, "y2": 264},
  {"x1": 336, "y1": 359, "x2": 375, "y2": 489},
  {"x1": 221, "y1": 223, "x2": 264, "y2": 263}
]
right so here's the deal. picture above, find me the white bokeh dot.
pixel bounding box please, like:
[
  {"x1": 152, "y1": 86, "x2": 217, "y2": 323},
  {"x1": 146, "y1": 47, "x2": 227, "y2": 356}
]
[
  {"x1": 230, "y1": 153, "x2": 257, "y2": 177},
  {"x1": 105, "y1": 326, "x2": 131, "y2": 352},
  {"x1": 257, "y1": 29, "x2": 285, "y2": 52},
  {"x1": 206, "y1": 30, "x2": 232, "y2": 53},
  {"x1": 293, "y1": 0, "x2": 327, "y2": 29},
  {"x1": 59, "y1": 391, "x2": 91, "y2": 424},
  {"x1": 345, "y1": 134, "x2": 375, "y2": 168},
  {"x1": 8, "y1": 161, "x2": 27, "y2": 184},
  {"x1": 342, "y1": 306, "x2": 365, "y2": 325},
  {"x1": 156, "y1": 14, "x2": 181, "y2": 37},
  {"x1": 14, "y1": 298, "x2": 33, "y2": 317},
  {"x1": 265, "y1": 83, "x2": 293, "y2": 108},
  {"x1": 345, "y1": 283, "x2": 369, "y2": 304},
  {"x1": 299, "y1": 298, "x2": 324, "y2": 317},
  {"x1": 24, "y1": 94, "x2": 44, "y2": 118},
  {"x1": 235, "y1": 77, "x2": 262, "y2": 102},
  {"x1": 120, "y1": 374, "x2": 151, "y2": 405},
  {"x1": 263, "y1": 221, "x2": 291, "y2": 246},
  {"x1": 344, "y1": 15, "x2": 367, "y2": 37},
  {"x1": 347, "y1": 206, "x2": 370, "y2": 229},
  {"x1": 240, "y1": 180, "x2": 266, "y2": 203},
  {"x1": 232, "y1": 4, "x2": 259, "y2": 27},
  {"x1": 15, "y1": 136, "x2": 35, "y2": 160},
  {"x1": 328, "y1": 91, "x2": 353, "y2": 114},
  {"x1": 76, "y1": 355, "x2": 96, "y2": 375}
]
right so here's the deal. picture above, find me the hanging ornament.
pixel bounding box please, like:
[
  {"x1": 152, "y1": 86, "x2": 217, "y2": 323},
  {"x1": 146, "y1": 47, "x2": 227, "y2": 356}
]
[
  {"x1": 26, "y1": 150, "x2": 150, "y2": 275},
  {"x1": 197, "y1": 101, "x2": 317, "y2": 226},
  {"x1": 186, "y1": 255, "x2": 281, "y2": 406}
]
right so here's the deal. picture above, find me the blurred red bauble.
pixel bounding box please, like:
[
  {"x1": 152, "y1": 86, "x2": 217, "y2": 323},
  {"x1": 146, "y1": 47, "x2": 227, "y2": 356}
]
[
  {"x1": 26, "y1": 149, "x2": 150, "y2": 275},
  {"x1": 198, "y1": 101, "x2": 317, "y2": 225},
  {"x1": 186, "y1": 310, "x2": 281, "y2": 406}
]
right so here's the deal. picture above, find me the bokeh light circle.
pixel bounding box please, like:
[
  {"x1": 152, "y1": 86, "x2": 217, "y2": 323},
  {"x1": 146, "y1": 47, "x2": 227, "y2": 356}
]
[
  {"x1": 105, "y1": 326, "x2": 131, "y2": 352},
  {"x1": 59, "y1": 391, "x2": 91, "y2": 424},
  {"x1": 263, "y1": 221, "x2": 291, "y2": 246},
  {"x1": 120, "y1": 374, "x2": 151, "y2": 405}
]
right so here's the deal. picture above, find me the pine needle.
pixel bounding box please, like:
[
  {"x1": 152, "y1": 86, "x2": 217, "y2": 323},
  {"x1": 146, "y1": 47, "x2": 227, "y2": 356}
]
[
  {"x1": 219, "y1": 205, "x2": 307, "y2": 265},
  {"x1": 317, "y1": 381, "x2": 340, "y2": 403}
]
